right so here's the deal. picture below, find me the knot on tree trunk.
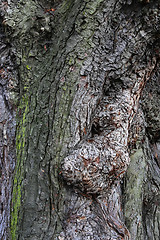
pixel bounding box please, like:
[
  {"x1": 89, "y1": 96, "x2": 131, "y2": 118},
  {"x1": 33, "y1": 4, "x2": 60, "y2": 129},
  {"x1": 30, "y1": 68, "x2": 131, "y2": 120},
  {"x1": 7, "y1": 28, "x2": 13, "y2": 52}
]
[
  {"x1": 62, "y1": 88, "x2": 138, "y2": 194},
  {"x1": 61, "y1": 58, "x2": 156, "y2": 195}
]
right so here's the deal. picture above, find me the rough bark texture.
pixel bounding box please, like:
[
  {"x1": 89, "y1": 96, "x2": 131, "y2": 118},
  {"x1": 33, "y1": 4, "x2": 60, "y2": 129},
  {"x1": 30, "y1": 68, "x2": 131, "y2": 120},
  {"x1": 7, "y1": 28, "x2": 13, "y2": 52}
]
[
  {"x1": 0, "y1": 9, "x2": 17, "y2": 239},
  {"x1": 0, "y1": 0, "x2": 160, "y2": 239}
]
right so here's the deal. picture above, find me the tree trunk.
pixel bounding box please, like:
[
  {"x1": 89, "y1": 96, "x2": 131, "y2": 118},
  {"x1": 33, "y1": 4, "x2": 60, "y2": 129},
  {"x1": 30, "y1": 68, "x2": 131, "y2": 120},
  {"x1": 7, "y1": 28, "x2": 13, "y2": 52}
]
[{"x1": 0, "y1": 0, "x2": 159, "y2": 239}]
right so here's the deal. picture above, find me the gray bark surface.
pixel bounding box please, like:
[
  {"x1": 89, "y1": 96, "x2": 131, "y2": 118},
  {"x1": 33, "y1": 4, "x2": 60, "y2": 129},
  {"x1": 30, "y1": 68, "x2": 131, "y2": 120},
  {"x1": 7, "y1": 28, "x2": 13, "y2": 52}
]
[
  {"x1": 0, "y1": 0, "x2": 159, "y2": 239},
  {"x1": 0, "y1": 9, "x2": 17, "y2": 239}
]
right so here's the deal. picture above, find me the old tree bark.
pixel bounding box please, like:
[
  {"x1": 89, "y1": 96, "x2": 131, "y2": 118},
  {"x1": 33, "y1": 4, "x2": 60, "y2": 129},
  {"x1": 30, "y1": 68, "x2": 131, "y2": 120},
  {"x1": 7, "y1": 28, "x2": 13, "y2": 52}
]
[{"x1": 0, "y1": 0, "x2": 160, "y2": 239}]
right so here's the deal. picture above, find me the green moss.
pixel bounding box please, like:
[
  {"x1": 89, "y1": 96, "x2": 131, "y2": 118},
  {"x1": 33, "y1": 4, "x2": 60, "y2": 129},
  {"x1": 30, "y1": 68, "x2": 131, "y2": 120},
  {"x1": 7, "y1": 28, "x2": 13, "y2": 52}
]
[
  {"x1": 11, "y1": 95, "x2": 29, "y2": 240},
  {"x1": 62, "y1": 85, "x2": 67, "y2": 91},
  {"x1": 68, "y1": 56, "x2": 75, "y2": 66},
  {"x1": 26, "y1": 65, "x2": 31, "y2": 70}
]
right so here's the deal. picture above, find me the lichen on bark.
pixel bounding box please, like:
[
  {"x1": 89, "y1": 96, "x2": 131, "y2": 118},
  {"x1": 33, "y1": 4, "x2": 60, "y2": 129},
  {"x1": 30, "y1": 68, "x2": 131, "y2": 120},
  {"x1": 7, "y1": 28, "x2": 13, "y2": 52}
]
[{"x1": 11, "y1": 95, "x2": 29, "y2": 240}]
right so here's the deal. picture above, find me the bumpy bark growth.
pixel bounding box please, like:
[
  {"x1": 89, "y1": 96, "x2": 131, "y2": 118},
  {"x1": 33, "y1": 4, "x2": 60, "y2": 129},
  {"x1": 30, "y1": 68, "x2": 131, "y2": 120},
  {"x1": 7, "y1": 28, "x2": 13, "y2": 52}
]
[{"x1": 0, "y1": 0, "x2": 160, "y2": 239}]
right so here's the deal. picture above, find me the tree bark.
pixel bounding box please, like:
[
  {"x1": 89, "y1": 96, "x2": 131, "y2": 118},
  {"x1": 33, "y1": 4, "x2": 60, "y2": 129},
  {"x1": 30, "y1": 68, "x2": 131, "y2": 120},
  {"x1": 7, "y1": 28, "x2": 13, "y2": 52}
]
[
  {"x1": 0, "y1": 0, "x2": 159, "y2": 239},
  {"x1": 0, "y1": 6, "x2": 17, "y2": 239}
]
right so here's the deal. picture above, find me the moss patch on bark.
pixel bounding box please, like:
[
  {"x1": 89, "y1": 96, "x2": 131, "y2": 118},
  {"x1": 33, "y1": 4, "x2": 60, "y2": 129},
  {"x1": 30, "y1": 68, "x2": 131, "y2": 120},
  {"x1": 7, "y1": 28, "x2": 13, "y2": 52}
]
[{"x1": 11, "y1": 95, "x2": 29, "y2": 240}]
